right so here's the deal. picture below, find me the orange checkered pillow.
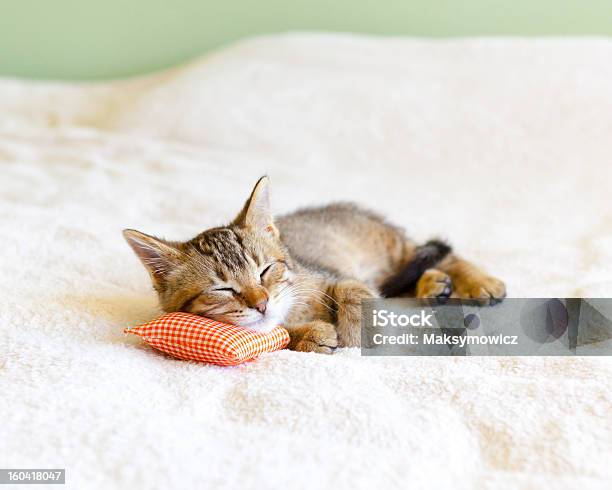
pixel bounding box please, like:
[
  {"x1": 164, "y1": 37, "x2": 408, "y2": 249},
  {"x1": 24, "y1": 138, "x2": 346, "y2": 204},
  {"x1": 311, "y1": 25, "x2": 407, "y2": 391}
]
[{"x1": 125, "y1": 312, "x2": 290, "y2": 366}]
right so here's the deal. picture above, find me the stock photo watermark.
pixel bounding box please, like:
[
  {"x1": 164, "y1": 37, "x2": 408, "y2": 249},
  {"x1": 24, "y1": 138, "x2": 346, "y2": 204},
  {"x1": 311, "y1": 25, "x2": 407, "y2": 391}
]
[
  {"x1": 0, "y1": 469, "x2": 65, "y2": 485},
  {"x1": 362, "y1": 298, "x2": 612, "y2": 356}
]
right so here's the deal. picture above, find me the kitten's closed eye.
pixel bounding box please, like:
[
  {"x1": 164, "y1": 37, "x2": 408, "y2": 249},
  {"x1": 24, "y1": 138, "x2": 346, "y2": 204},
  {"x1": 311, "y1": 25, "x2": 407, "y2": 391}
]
[
  {"x1": 260, "y1": 263, "x2": 274, "y2": 281},
  {"x1": 213, "y1": 287, "x2": 237, "y2": 294},
  {"x1": 261, "y1": 261, "x2": 291, "y2": 285}
]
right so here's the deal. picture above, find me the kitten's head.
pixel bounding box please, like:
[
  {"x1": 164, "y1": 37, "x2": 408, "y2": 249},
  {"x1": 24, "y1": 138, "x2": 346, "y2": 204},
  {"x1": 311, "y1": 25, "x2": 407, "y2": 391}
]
[{"x1": 123, "y1": 177, "x2": 295, "y2": 332}]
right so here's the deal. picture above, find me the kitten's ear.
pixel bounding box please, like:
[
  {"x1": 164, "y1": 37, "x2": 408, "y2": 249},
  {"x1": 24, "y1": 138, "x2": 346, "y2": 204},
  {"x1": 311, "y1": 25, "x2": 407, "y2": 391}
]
[
  {"x1": 123, "y1": 229, "x2": 184, "y2": 283},
  {"x1": 233, "y1": 176, "x2": 277, "y2": 236}
]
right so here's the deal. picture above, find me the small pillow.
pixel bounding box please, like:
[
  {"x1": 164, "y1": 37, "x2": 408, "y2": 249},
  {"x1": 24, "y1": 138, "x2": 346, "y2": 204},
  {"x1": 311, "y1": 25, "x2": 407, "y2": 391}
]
[{"x1": 125, "y1": 312, "x2": 290, "y2": 366}]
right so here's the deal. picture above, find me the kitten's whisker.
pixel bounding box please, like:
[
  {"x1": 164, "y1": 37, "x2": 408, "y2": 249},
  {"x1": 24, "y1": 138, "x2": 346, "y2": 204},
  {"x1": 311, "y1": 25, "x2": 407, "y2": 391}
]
[
  {"x1": 290, "y1": 292, "x2": 336, "y2": 315},
  {"x1": 287, "y1": 287, "x2": 340, "y2": 307}
]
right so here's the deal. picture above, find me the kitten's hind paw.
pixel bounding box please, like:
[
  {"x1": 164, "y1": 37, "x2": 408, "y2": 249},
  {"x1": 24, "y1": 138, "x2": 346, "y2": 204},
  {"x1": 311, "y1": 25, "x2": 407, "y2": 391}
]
[
  {"x1": 416, "y1": 269, "x2": 452, "y2": 302},
  {"x1": 454, "y1": 276, "x2": 506, "y2": 306}
]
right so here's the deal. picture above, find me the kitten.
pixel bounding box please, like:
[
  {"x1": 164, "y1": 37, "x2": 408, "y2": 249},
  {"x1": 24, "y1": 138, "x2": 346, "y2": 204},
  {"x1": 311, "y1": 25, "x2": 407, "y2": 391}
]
[{"x1": 124, "y1": 176, "x2": 506, "y2": 353}]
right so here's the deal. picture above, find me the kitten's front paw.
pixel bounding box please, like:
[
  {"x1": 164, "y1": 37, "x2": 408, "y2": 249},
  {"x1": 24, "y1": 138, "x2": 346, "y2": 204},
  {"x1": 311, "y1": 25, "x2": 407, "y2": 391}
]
[
  {"x1": 292, "y1": 322, "x2": 338, "y2": 355},
  {"x1": 454, "y1": 275, "x2": 506, "y2": 305}
]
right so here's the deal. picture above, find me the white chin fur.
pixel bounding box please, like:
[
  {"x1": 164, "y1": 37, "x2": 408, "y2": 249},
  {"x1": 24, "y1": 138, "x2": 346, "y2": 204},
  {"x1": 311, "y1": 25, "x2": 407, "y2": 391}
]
[
  {"x1": 239, "y1": 296, "x2": 293, "y2": 332},
  {"x1": 240, "y1": 317, "x2": 279, "y2": 333}
]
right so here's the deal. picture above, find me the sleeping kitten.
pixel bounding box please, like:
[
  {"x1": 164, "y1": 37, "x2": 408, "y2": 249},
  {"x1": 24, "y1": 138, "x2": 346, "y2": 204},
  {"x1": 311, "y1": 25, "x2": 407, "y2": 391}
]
[{"x1": 124, "y1": 176, "x2": 506, "y2": 353}]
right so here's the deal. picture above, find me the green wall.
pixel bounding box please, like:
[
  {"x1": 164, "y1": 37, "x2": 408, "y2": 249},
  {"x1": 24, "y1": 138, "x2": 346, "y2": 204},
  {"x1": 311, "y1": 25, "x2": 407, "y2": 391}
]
[{"x1": 1, "y1": 0, "x2": 611, "y2": 80}]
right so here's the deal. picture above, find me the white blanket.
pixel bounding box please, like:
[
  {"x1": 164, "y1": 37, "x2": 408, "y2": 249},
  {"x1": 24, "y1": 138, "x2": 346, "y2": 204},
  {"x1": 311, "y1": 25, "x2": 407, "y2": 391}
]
[{"x1": 1, "y1": 34, "x2": 611, "y2": 489}]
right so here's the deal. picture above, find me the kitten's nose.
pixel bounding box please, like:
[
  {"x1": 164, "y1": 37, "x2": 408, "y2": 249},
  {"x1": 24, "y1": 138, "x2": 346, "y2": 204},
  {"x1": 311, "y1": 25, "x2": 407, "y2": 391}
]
[{"x1": 254, "y1": 299, "x2": 268, "y2": 315}]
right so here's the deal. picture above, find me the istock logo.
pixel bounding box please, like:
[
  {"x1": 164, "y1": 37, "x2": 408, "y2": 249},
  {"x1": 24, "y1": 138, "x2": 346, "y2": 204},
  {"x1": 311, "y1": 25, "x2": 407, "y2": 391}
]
[
  {"x1": 372, "y1": 309, "x2": 434, "y2": 327},
  {"x1": 363, "y1": 298, "x2": 612, "y2": 356}
]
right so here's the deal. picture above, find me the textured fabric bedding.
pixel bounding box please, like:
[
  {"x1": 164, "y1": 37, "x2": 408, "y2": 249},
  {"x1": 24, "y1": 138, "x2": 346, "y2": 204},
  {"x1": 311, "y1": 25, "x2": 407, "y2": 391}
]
[{"x1": 1, "y1": 34, "x2": 611, "y2": 489}]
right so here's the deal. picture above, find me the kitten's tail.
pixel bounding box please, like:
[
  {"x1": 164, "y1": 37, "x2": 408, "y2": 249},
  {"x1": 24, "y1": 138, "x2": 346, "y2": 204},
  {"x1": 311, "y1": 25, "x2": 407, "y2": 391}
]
[{"x1": 380, "y1": 239, "x2": 452, "y2": 297}]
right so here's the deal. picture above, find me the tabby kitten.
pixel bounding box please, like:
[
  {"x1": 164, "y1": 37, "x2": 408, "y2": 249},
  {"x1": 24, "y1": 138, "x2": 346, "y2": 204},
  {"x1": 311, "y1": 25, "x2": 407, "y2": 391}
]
[{"x1": 124, "y1": 177, "x2": 506, "y2": 353}]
